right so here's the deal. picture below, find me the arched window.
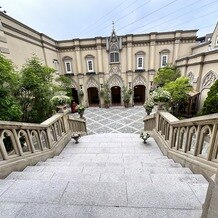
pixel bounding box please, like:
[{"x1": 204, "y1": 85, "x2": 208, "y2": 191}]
[
  {"x1": 160, "y1": 49, "x2": 170, "y2": 67},
  {"x1": 135, "y1": 51, "x2": 145, "y2": 70},
  {"x1": 85, "y1": 55, "x2": 95, "y2": 73},
  {"x1": 110, "y1": 43, "x2": 119, "y2": 63},
  {"x1": 63, "y1": 56, "x2": 73, "y2": 74}
]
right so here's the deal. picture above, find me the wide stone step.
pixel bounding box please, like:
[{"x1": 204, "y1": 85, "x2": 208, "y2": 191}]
[
  {"x1": 5, "y1": 170, "x2": 207, "y2": 188},
  {"x1": 0, "y1": 179, "x2": 207, "y2": 210},
  {"x1": 35, "y1": 161, "x2": 182, "y2": 171},
  {"x1": 0, "y1": 202, "x2": 203, "y2": 218}
]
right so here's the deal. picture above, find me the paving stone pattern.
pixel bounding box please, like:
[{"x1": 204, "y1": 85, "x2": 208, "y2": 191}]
[
  {"x1": 82, "y1": 106, "x2": 146, "y2": 134},
  {"x1": 0, "y1": 134, "x2": 208, "y2": 218}
]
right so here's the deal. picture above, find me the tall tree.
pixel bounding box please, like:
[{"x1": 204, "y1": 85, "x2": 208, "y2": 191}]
[
  {"x1": 0, "y1": 54, "x2": 22, "y2": 121},
  {"x1": 154, "y1": 64, "x2": 181, "y2": 86},
  {"x1": 55, "y1": 75, "x2": 72, "y2": 97},
  {"x1": 201, "y1": 80, "x2": 218, "y2": 115},
  {"x1": 164, "y1": 77, "x2": 192, "y2": 115},
  {"x1": 19, "y1": 56, "x2": 55, "y2": 123}
]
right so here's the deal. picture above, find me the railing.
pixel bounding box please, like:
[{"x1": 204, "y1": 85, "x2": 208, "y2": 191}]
[
  {"x1": 151, "y1": 111, "x2": 218, "y2": 178},
  {"x1": 0, "y1": 111, "x2": 87, "y2": 178},
  {"x1": 144, "y1": 111, "x2": 218, "y2": 217},
  {"x1": 143, "y1": 113, "x2": 156, "y2": 132},
  {"x1": 68, "y1": 115, "x2": 87, "y2": 135}
]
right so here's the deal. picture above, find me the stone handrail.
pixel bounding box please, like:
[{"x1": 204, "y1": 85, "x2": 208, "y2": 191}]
[
  {"x1": 153, "y1": 111, "x2": 218, "y2": 178},
  {"x1": 0, "y1": 111, "x2": 87, "y2": 178},
  {"x1": 143, "y1": 113, "x2": 156, "y2": 132},
  {"x1": 68, "y1": 115, "x2": 87, "y2": 135}
]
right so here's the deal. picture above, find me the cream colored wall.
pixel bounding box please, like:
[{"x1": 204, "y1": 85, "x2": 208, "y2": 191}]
[
  {"x1": 192, "y1": 44, "x2": 209, "y2": 54},
  {"x1": 5, "y1": 34, "x2": 45, "y2": 69}
]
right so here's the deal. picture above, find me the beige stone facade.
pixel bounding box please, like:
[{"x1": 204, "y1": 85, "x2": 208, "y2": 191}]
[
  {"x1": 176, "y1": 23, "x2": 218, "y2": 109},
  {"x1": 0, "y1": 12, "x2": 217, "y2": 108}
]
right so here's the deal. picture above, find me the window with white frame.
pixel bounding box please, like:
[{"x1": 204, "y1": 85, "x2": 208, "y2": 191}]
[
  {"x1": 63, "y1": 56, "x2": 73, "y2": 74},
  {"x1": 85, "y1": 55, "x2": 95, "y2": 73},
  {"x1": 87, "y1": 59, "x2": 94, "y2": 72},
  {"x1": 135, "y1": 51, "x2": 145, "y2": 70},
  {"x1": 137, "y1": 56, "x2": 144, "y2": 69},
  {"x1": 65, "y1": 61, "x2": 72, "y2": 74},
  {"x1": 160, "y1": 50, "x2": 170, "y2": 67}
]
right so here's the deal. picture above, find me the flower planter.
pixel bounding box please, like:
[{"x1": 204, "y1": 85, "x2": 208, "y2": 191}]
[{"x1": 56, "y1": 105, "x2": 67, "y2": 113}]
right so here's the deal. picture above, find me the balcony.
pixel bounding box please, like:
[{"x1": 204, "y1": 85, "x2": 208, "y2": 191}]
[
  {"x1": 135, "y1": 69, "x2": 145, "y2": 73},
  {"x1": 86, "y1": 72, "x2": 96, "y2": 75}
]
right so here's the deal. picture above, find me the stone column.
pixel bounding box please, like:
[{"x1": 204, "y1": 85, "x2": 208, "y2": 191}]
[
  {"x1": 126, "y1": 34, "x2": 133, "y2": 71},
  {"x1": 74, "y1": 39, "x2": 82, "y2": 74},
  {"x1": 202, "y1": 172, "x2": 218, "y2": 218},
  {"x1": 0, "y1": 19, "x2": 10, "y2": 58},
  {"x1": 173, "y1": 31, "x2": 181, "y2": 61},
  {"x1": 127, "y1": 71, "x2": 133, "y2": 106},
  {"x1": 96, "y1": 37, "x2": 103, "y2": 73},
  {"x1": 149, "y1": 32, "x2": 156, "y2": 70}
]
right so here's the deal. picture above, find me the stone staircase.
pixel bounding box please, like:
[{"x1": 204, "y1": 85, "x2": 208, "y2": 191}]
[{"x1": 0, "y1": 134, "x2": 208, "y2": 218}]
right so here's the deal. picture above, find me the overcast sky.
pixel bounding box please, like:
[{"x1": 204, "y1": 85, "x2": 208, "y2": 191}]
[{"x1": 1, "y1": 0, "x2": 218, "y2": 40}]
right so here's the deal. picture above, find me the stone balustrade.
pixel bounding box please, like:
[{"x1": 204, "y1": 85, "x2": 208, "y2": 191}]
[
  {"x1": 144, "y1": 111, "x2": 218, "y2": 178},
  {"x1": 143, "y1": 113, "x2": 156, "y2": 133},
  {"x1": 144, "y1": 111, "x2": 218, "y2": 217},
  {"x1": 0, "y1": 111, "x2": 87, "y2": 178},
  {"x1": 68, "y1": 115, "x2": 87, "y2": 135}
]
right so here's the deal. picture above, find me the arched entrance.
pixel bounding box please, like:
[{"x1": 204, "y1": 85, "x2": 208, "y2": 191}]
[
  {"x1": 111, "y1": 86, "x2": 121, "y2": 105},
  {"x1": 134, "y1": 85, "x2": 145, "y2": 104},
  {"x1": 87, "y1": 87, "x2": 99, "y2": 106},
  {"x1": 72, "y1": 88, "x2": 79, "y2": 104}
]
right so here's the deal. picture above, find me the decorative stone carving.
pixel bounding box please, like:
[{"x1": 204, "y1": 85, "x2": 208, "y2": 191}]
[
  {"x1": 108, "y1": 75, "x2": 124, "y2": 88},
  {"x1": 87, "y1": 77, "x2": 99, "y2": 88},
  {"x1": 187, "y1": 72, "x2": 194, "y2": 85},
  {"x1": 132, "y1": 75, "x2": 146, "y2": 87},
  {"x1": 71, "y1": 80, "x2": 79, "y2": 90},
  {"x1": 109, "y1": 65, "x2": 121, "y2": 76},
  {"x1": 202, "y1": 71, "x2": 217, "y2": 88}
]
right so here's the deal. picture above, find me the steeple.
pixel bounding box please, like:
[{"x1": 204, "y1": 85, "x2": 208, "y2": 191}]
[{"x1": 106, "y1": 21, "x2": 122, "y2": 51}]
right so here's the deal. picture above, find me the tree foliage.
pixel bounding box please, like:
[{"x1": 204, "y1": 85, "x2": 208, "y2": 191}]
[
  {"x1": 201, "y1": 79, "x2": 218, "y2": 115},
  {"x1": 19, "y1": 56, "x2": 55, "y2": 123},
  {"x1": 55, "y1": 75, "x2": 72, "y2": 97},
  {"x1": 0, "y1": 55, "x2": 22, "y2": 121},
  {"x1": 154, "y1": 65, "x2": 181, "y2": 86},
  {"x1": 164, "y1": 77, "x2": 192, "y2": 103}
]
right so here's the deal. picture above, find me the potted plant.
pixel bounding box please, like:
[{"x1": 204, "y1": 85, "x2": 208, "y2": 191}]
[
  {"x1": 123, "y1": 87, "x2": 132, "y2": 108},
  {"x1": 140, "y1": 131, "x2": 150, "y2": 143},
  {"x1": 50, "y1": 93, "x2": 71, "y2": 112},
  {"x1": 101, "y1": 83, "x2": 110, "y2": 108},
  {"x1": 76, "y1": 104, "x2": 85, "y2": 118},
  {"x1": 144, "y1": 98, "x2": 154, "y2": 115},
  {"x1": 151, "y1": 87, "x2": 171, "y2": 110}
]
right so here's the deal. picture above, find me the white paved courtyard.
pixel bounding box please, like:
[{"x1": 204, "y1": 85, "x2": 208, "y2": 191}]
[{"x1": 83, "y1": 106, "x2": 146, "y2": 134}]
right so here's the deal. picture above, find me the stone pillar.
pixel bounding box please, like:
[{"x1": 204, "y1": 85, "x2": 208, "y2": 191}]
[
  {"x1": 0, "y1": 18, "x2": 10, "y2": 58},
  {"x1": 201, "y1": 172, "x2": 218, "y2": 218},
  {"x1": 127, "y1": 71, "x2": 133, "y2": 106},
  {"x1": 149, "y1": 33, "x2": 156, "y2": 70},
  {"x1": 126, "y1": 34, "x2": 133, "y2": 71},
  {"x1": 75, "y1": 39, "x2": 82, "y2": 74},
  {"x1": 196, "y1": 54, "x2": 205, "y2": 92},
  {"x1": 78, "y1": 74, "x2": 86, "y2": 105},
  {"x1": 96, "y1": 37, "x2": 103, "y2": 73},
  {"x1": 173, "y1": 31, "x2": 181, "y2": 61}
]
